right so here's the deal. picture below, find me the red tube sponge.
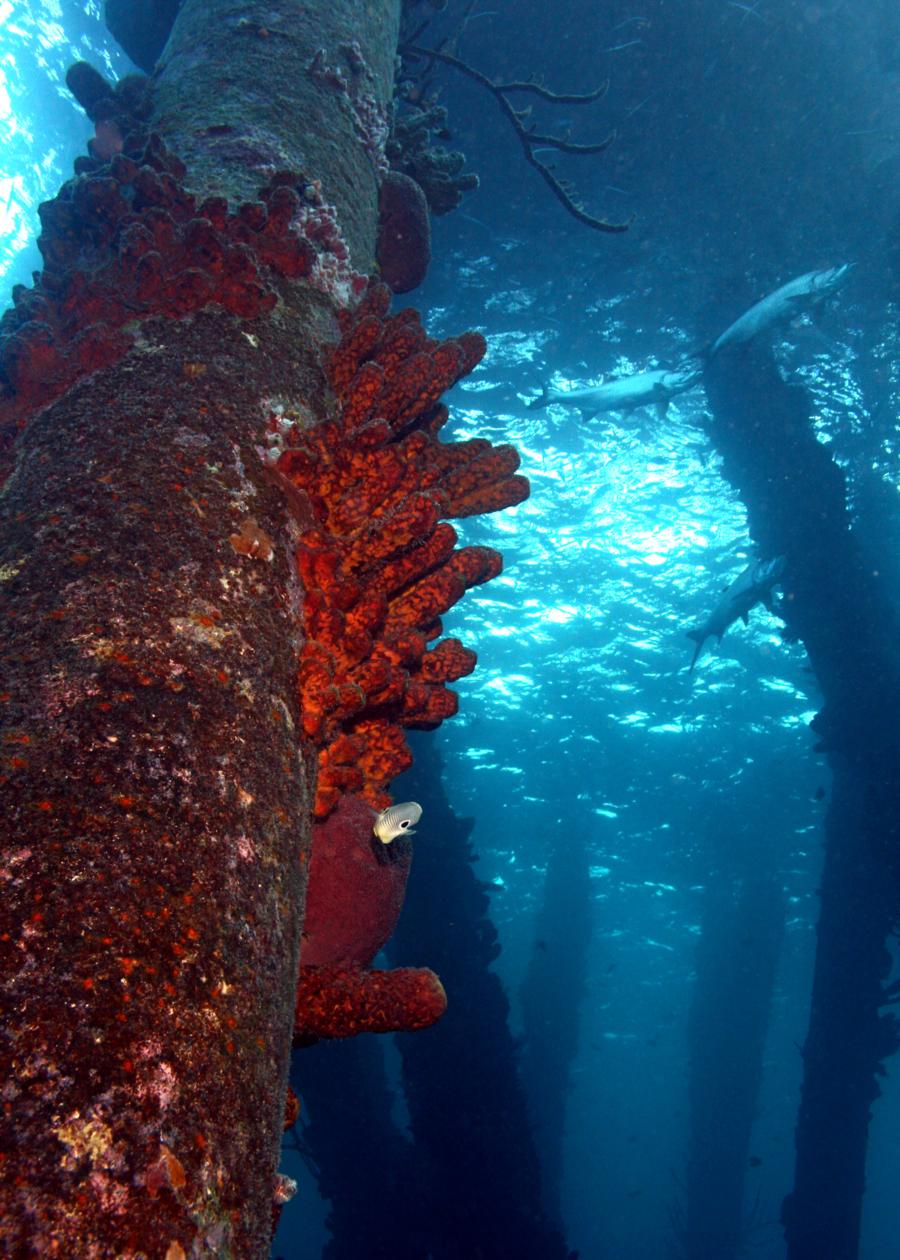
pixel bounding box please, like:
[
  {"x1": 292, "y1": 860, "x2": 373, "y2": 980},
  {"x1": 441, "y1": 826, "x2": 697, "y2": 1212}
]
[
  {"x1": 294, "y1": 965, "x2": 447, "y2": 1040},
  {"x1": 279, "y1": 282, "x2": 529, "y2": 815}
]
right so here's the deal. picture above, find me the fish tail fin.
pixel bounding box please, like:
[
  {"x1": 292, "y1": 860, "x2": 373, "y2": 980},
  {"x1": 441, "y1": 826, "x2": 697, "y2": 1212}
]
[
  {"x1": 686, "y1": 629, "x2": 704, "y2": 672},
  {"x1": 527, "y1": 386, "x2": 550, "y2": 410}
]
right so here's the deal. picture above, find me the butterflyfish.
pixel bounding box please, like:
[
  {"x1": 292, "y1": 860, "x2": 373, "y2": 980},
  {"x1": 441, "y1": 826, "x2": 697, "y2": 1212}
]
[{"x1": 373, "y1": 801, "x2": 423, "y2": 844}]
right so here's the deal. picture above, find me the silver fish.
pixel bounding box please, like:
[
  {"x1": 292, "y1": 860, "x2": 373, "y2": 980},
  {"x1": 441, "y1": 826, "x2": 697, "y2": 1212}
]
[
  {"x1": 373, "y1": 801, "x2": 423, "y2": 844},
  {"x1": 528, "y1": 362, "x2": 702, "y2": 422},
  {"x1": 686, "y1": 555, "x2": 786, "y2": 671},
  {"x1": 710, "y1": 265, "x2": 851, "y2": 355}
]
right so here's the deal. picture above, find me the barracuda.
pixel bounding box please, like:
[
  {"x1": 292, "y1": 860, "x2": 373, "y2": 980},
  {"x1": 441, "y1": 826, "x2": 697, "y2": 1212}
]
[
  {"x1": 686, "y1": 555, "x2": 787, "y2": 672},
  {"x1": 528, "y1": 362, "x2": 702, "y2": 422},
  {"x1": 710, "y1": 265, "x2": 851, "y2": 355}
]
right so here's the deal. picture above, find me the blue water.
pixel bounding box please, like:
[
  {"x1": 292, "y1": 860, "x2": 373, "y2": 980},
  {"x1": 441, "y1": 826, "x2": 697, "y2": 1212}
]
[{"x1": 2, "y1": 2, "x2": 898, "y2": 1257}]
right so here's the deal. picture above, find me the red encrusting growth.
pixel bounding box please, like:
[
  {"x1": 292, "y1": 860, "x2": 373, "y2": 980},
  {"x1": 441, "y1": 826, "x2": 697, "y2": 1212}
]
[
  {"x1": 0, "y1": 135, "x2": 364, "y2": 486},
  {"x1": 283, "y1": 1087, "x2": 301, "y2": 1129},
  {"x1": 276, "y1": 280, "x2": 529, "y2": 816}
]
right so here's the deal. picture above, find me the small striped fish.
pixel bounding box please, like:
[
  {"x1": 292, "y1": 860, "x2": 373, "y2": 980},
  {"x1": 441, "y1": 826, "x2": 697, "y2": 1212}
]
[{"x1": 373, "y1": 801, "x2": 422, "y2": 844}]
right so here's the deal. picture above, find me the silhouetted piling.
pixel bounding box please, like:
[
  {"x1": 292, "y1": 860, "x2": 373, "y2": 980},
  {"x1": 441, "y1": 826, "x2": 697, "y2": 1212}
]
[
  {"x1": 388, "y1": 734, "x2": 577, "y2": 1260},
  {"x1": 679, "y1": 872, "x2": 785, "y2": 1260},
  {"x1": 704, "y1": 345, "x2": 900, "y2": 1260}
]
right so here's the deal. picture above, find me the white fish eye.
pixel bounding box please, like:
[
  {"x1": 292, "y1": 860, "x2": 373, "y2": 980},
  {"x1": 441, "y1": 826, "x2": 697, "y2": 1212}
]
[{"x1": 399, "y1": 818, "x2": 411, "y2": 830}]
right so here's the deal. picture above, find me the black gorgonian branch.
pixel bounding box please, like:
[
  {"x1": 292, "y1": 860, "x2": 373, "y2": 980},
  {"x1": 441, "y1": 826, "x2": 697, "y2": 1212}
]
[{"x1": 401, "y1": 44, "x2": 632, "y2": 233}]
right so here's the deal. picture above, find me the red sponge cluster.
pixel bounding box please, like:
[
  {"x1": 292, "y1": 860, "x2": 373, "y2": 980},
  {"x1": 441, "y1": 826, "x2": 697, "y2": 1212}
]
[
  {"x1": 0, "y1": 134, "x2": 318, "y2": 479},
  {"x1": 277, "y1": 281, "x2": 529, "y2": 816}
]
